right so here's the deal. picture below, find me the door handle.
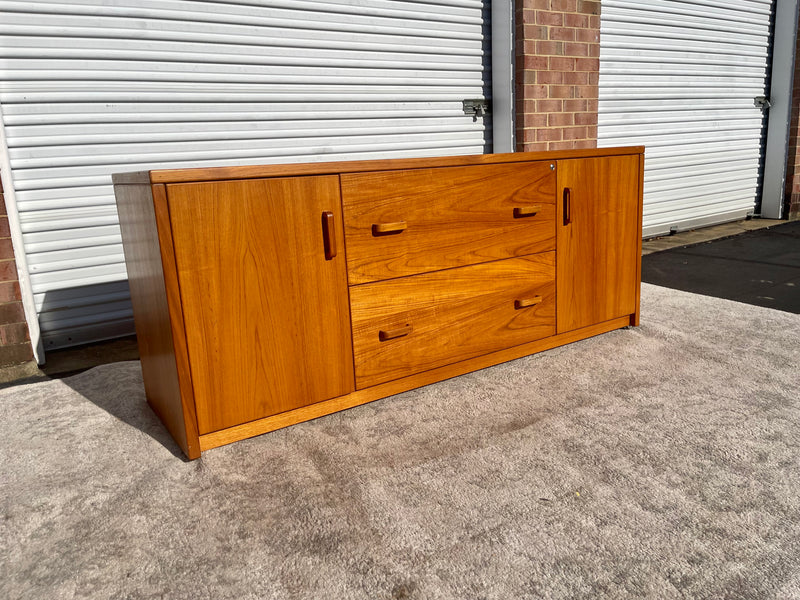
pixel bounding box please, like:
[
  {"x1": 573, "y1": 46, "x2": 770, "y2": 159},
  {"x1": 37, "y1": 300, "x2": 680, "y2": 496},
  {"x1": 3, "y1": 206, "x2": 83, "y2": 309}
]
[
  {"x1": 372, "y1": 221, "x2": 407, "y2": 236},
  {"x1": 321, "y1": 211, "x2": 337, "y2": 260},
  {"x1": 379, "y1": 324, "x2": 412, "y2": 341},
  {"x1": 514, "y1": 296, "x2": 543, "y2": 309},
  {"x1": 513, "y1": 206, "x2": 540, "y2": 219},
  {"x1": 563, "y1": 188, "x2": 571, "y2": 226}
]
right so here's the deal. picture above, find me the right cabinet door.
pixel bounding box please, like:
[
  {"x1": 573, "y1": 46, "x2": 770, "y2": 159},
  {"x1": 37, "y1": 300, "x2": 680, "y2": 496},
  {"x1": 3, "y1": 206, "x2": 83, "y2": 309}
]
[{"x1": 556, "y1": 155, "x2": 641, "y2": 334}]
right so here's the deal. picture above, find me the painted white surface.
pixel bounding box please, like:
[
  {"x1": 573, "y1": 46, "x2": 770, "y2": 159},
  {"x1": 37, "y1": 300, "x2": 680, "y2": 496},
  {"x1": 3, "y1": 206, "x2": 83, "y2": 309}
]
[
  {"x1": 0, "y1": 0, "x2": 492, "y2": 350},
  {"x1": 598, "y1": 0, "x2": 774, "y2": 237}
]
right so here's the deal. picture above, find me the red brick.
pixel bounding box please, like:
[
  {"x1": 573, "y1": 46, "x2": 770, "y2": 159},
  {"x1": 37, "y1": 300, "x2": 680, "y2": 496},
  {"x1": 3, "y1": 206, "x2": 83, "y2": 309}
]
[
  {"x1": 548, "y1": 113, "x2": 574, "y2": 127},
  {"x1": 537, "y1": 99, "x2": 563, "y2": 112},
  {"x1": 524, "y1": 84, "x2": 549, "y2": 99},
  {"x1": 549, "y1": 27, "x2": 575, "y2": 41},
  {"x1": 586, "y1": 99, "x2": 599, "y2": 112},
  {"x1": 537, "y1": 128, "x2": 562, "y2": 142},
  {"x1": 586, "y1": 125, "x2": 598, "y2": 138},
  {"x1": 521, "y1": 142, "x2": 549, "y2": 152},
  {"x1": 0, "y1": 260, "x2": 17, "y2": 282},
  {"x1": 548, "y1": 141, "x2": 576, "y2": 151},
  {"x1": 523, "y1": 40, "x2": 538, "y2": 54},
  {"x1": 536, "y1": 41, "x2": 564, "y2": 55},
  {"x1": 524, "y1": 0, "x2": 550, "y2": 9},
  {"x1": 523, "y1": 70, "x2": 538, "y2": 84},
  {"x1": 524, "y1": 24, "x2": 549, "y2": 39},
  {"x1": 588, "y1": 72, "x2": 599, "y2": 85},
  {"x1": 525, "y1": 113, "x2": 548, "y2": 128},
  {"x1": 575, "y1": 112, "x2": 598, "y2": 125},
  {"x1": 537, "y1": 10, "x2": 563, "y2": 26},
  {"x1": 522, "y1": 99, "x2": 538, "y2": 113},
  {"x1": 0, "y1": 238, "x2": 13, "y2": 261},
  {"x1": 523, "y1": 55, "x2": 549, "y2": 70},
  {"x1": 575, "y1": 57, "x2": 599, "y2": 71},
  {"x1": 573, "y1": 139, "x2": 597, "y2": 149},
  {"x1": 564, "y1": 99, "x2": 588, "y2": 112},
  {"x1": 564, "y1": 43, "x2": 590, "y2": 57},
  {"x1": 551, "y1": 0, "x2": 577, "y2": 11},
  {"x1": 578, "y1": 0, "x2": 600, "y2": 14},
  {"x1": 0, "y1": 301, "x2": 25, "y2": 324},
  {"x1": 0, "y1": 216, "x2": 9, "y2": 238},
  {"x1": 0, "y1": 194, "x2": 6, "y2": 217},
  {"x1": 564, "y1": 71, "x2": 589, "y2": 85},
  {"x1": 0, "y1": 343, "x2": 33, "y2": 366},
  {"x1": 565, "y1": 13, "x2": 590, "y2": 28},
  {"x1": 589, "y1": 15, "x2": 600, "y2": 28},
  {"x1": 588, "y1": 43, "x2": 600, "y2": 57},
  {"x1": 563, "y1": 126, "x2": 588, "y2": 140},
  {"x1": 549, "y1": 56, "x2": 575, "y2": 71},
  {"x1": 550, "y1": 85, "x2": 575, "y2": 98},
  {"x1": 576, "y1": 85, "x2": 598, "y2": 99},
  {"x1": 0, "y1": 322, "x2": 29, "y2": 345},
  {"x1": 0, "y1": 281, "x2": 21, "y2": 303},
  {"x1": 576, "y1": 28, "x2": 600, "y2": 43},
  {"x1": 538, "y1": 71, "x2": 564, "y2": 84}
]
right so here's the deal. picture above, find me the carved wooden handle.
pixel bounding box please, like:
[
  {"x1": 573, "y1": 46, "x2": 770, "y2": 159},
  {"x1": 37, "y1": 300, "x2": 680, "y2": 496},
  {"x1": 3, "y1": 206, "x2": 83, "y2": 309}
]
[
  {"x1": 321, "y1": 211, "x2": 336, "y2": 260},
  {"x1": 513, "y1": 206, "x2": 540, "y2": 218},
  {"x1": 372, "y1": 221, "x2": 407, "y2": 236},
  {"x1": 514, "y1": 296, "x2": 543, "y2": 309},
  {"x1": 379, "y1": 324, "x2": 413, "y2": 341}
]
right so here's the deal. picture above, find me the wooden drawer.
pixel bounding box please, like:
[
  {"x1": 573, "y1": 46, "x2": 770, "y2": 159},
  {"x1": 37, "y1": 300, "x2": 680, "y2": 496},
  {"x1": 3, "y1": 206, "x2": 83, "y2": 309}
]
[
  {"x1": 350, "y1": 253, "x2": 556, "y2": 389},
  {"x1": 341, "y1": 161, "x2": 556, "y2": 284}
]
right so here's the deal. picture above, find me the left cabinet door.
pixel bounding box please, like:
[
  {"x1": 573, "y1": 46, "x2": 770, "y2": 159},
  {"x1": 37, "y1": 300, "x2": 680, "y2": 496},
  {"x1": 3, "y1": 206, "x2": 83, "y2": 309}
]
[{"x1": 167, "y1": 176, "x2": 355, "y2": 434}]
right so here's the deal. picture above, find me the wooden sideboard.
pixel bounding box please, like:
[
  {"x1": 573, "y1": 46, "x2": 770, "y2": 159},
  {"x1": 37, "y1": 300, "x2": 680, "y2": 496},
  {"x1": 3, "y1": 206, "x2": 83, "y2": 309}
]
[{"x1": 113, "y1": 147, "x2": 644, "y2": 459}]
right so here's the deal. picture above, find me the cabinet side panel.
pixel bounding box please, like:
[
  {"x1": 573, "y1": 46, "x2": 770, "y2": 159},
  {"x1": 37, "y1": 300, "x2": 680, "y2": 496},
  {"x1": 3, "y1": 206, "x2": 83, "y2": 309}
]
[{"x1": 114, "y1": 182, "x2": 200, "y2": 459}]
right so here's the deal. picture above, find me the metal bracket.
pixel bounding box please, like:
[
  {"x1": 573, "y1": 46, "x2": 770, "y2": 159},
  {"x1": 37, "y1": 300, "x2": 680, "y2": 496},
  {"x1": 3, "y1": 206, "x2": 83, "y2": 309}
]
[
  {"x1": 754, "y1": 96, "x2": 771, "y2": 111},
  {"x1": 463, "y1": 98, "x2": 490, "y2": 118}
]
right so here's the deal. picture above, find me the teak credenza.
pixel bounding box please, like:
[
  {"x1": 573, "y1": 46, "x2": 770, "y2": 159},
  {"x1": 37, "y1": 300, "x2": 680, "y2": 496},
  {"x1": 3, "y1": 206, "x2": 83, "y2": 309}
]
[{"x1": 113, "y1": 147, "x2": 644, "y2": 459}]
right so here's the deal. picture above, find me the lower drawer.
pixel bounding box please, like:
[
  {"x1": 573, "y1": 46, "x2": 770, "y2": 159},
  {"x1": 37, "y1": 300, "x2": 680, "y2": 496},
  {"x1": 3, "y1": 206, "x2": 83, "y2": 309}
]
[{"x1": 349, "y1": 253, "x2": 556, "y2": 389}]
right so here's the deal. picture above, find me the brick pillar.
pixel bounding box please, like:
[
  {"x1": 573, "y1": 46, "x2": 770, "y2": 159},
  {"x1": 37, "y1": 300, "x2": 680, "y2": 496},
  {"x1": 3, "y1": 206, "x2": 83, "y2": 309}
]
[
  {"x1": 515, "y1": 0, "x2": 601, "y2": 152},
  {"x1": 0, "y1": 176, "x2": 33, "y2": 366},
  {"x1": 786, "y1": 9, "x2": 800, "y2": 220}
]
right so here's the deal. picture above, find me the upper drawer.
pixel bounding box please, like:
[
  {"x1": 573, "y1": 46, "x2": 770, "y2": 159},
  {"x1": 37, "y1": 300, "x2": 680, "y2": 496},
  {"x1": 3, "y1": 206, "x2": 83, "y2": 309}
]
[{"x1": 341, "y1": 161, "x2": 556, "y2": 284}]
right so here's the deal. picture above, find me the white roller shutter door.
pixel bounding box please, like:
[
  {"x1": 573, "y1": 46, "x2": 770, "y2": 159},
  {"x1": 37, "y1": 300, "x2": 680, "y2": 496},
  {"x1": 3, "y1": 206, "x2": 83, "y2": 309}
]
[
  {"x1": 598, "y1": 0, "x2": 774, "y2": 237},
  {"x1": 0, "y1": 0, "x2": 492, "y2": 353}
]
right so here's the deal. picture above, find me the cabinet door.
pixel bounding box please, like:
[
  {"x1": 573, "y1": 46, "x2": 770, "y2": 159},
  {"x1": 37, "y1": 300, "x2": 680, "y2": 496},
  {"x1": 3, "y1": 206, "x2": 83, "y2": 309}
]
[
  {"x1": 167, "y1": 176, "x2": 354, "y2": 434},
  {"x1": 557, "y1": 155, "x2": 641, "y2": 333}
]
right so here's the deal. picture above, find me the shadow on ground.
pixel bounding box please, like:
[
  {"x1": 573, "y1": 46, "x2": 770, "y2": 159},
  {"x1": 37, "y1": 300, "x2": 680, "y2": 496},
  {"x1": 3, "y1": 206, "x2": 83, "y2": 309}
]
[
  {"x1": 642, "y1": 221, "x2": 800, "y2": 313},
  {"x1": 59, "y1": 361, "x2": 188, "y2": 460}
]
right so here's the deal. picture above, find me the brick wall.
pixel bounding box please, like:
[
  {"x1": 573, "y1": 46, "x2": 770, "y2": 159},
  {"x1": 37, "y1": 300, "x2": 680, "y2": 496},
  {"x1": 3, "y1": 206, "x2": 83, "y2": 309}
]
[
  {"x1": 0, "y1": 176, "x2": 33, "y2": 366},
  {"x1": 786, "y1": 9, "x2": 800, "y2": 220},
  {"x1": 514, "y1": 0, "x2": 601, "y2": 152}
]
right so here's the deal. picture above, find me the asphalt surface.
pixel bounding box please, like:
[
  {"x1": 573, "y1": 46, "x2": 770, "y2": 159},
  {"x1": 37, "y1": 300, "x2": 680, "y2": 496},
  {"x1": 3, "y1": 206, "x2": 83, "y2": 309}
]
[{"x1": 642, "y1": 220, "x2": 800, "y2": 314}]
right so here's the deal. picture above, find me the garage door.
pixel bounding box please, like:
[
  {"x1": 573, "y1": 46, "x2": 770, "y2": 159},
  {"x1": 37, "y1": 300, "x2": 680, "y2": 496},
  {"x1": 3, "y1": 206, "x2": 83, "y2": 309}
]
[
  {"x1": 0, "y1": 0, "x2": 492, "y2": 355},
  {"x1": 598, "y1": 0, "x2": 774, "y2": 237}
]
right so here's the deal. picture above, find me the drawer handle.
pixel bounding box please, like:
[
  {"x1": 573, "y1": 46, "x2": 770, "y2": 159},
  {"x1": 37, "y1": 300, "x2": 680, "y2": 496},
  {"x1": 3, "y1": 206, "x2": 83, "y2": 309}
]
[
  {"x1": 514, "y1": 296, "x2": 543, "y2": 309},
  {"x1": 513, "y1": 206, "x2": 540, "y2": 218},
  {"x1": 563, "y1": 188, "x2": 571, "y2": 226},
  {"x1": 321, "y1": 211, "x2": 337, "y2": 260},
  {"x1": 379, "y1": 324, "x2": 412, "y2": 341},
  {"x1": 372, "y1": 221, "x2": 407, "y2": 236}
]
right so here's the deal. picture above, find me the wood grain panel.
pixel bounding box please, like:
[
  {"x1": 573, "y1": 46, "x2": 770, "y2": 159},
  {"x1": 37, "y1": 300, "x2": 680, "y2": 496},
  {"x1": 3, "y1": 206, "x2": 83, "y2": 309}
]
[
  {"x1": 167, "y1": 176, "x2": 355, "y2": 434},
  {"x1": 350, "y1": 254, "x2": 556, "y2": 389},
  {"x1": 199, "y1": 315, "x2": 631, "y2": 452},
  {"x1": 114, "y1": 183, "x2": 200, "y2": 459},
  {"x1": 145, "y1": 147, "x2": 645, "y2": 184},
  {"x1": 556, "y1": 155, "x2": 641, "y2": 333},
  {"x1": 342, "y1": 162, "x2": 556, "y2": 283}
]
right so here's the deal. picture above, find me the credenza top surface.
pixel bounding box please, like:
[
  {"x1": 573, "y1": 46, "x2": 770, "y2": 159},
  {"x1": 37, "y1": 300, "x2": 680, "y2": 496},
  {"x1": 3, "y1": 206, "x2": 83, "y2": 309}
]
[{"x1": 112, "y1": 146, "x2": 645, "y2": 185}]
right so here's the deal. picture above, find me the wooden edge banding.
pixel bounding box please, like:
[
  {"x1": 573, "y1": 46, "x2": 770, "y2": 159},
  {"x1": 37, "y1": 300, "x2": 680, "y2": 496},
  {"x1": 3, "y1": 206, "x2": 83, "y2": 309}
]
[
  {"x1": 152, "y1": 184, "x2": 202, "y2": 459},
  {"x1": 199, "y1": 315, "x2": 632, "y2": 452},
  {"x1": 631, "y1": 153, "x2": 645, "y2": 327},
  {"x1": 147, "y1": 147, "x2": 646, "y2": 184}
]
